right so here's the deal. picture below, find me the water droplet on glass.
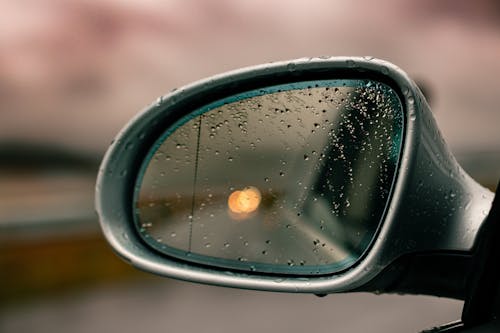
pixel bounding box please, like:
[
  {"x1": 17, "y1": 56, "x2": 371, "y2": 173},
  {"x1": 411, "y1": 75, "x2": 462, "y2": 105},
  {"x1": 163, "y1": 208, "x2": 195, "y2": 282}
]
[{"x1": 287, "y1": 63, "x2": 296, "y2": 72}]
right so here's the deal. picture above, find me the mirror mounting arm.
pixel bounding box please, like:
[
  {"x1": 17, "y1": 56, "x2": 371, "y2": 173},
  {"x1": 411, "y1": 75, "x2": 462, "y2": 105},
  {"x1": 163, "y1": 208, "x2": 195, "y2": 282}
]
[{"x1": 462, "y1": 180, "x2": 500, "y2": 327}]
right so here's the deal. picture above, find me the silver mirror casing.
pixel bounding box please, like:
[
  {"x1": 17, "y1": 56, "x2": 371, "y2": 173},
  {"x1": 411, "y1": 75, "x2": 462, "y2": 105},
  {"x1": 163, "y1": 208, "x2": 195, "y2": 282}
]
[{"x1": 96, "y1": 57, "x2": 493, "y2": 294}]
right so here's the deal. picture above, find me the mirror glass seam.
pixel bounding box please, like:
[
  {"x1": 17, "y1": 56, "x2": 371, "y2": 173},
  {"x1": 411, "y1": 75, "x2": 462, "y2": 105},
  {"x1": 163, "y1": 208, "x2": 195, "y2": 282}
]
[{"x1": 133, "y1": 79, "x2": 404, "y2": 275}]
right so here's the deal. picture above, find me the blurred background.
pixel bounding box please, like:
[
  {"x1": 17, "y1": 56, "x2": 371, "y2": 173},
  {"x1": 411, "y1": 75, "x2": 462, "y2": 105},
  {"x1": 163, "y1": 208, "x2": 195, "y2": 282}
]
[{"x1": 1, "y1": 0, "x2": 499, "y2": 332}]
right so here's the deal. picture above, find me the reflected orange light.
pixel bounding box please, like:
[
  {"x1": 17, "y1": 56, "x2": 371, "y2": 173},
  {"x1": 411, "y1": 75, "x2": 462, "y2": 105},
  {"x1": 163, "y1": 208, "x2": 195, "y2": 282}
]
[{"x1": 228, "y1": 186, "x2": 261, "y2": 214}]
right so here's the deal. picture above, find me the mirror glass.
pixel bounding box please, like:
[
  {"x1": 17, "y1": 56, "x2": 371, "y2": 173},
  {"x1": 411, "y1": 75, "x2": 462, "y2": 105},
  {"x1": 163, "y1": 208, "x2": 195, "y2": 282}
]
[{"x1": 134, "y1": 79, "x2": 404, "y2": 275}]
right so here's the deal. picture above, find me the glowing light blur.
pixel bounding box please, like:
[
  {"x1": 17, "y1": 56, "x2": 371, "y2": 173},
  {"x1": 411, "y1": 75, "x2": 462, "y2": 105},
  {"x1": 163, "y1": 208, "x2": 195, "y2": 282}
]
[{"x1": 228, "y1": 186, "x2": 262, "y2": 215}]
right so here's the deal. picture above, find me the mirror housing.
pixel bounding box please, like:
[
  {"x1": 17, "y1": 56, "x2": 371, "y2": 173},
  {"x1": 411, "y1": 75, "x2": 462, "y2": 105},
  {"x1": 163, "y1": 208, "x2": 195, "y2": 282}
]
[{"x1": 96, "y1": 57, "x2": 493, "y2": 296}]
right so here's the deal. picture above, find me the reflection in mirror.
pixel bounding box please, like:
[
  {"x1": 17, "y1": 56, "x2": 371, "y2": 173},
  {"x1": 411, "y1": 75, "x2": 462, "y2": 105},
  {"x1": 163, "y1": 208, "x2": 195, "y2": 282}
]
[{"x1": 134, "y1": 80, "x2": 404, "y2": 275}]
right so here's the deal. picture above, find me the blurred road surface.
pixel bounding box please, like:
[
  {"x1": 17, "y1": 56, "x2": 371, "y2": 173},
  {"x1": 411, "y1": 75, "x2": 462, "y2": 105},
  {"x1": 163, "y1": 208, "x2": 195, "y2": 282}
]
[{"x1": 0, "y1": 277, "x2": 462, "y2": 333}]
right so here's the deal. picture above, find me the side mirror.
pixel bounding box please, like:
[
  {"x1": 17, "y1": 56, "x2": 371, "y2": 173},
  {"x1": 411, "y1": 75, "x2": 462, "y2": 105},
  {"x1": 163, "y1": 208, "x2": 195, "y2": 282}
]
[{"x1": 96, "y1": 57, "x2": 493, "y2": 297}]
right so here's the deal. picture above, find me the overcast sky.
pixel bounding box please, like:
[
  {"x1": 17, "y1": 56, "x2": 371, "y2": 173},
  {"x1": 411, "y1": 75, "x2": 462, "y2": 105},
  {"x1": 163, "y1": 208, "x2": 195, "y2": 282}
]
[{"x1": 1, "y1": 0, "x2": 499, "y2": 153}]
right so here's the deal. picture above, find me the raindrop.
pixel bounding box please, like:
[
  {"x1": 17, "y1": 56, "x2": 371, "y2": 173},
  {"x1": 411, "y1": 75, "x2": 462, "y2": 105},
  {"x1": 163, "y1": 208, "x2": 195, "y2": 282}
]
[{"x1": 464, "y1": 199, "x2": 472, "y2": 210}]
